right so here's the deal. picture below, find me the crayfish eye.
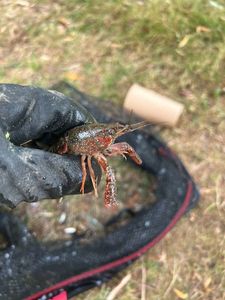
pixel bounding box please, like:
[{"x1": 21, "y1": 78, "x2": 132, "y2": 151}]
[{"x1": 109, "y1": 128, "x2": 116, "y2": 135}]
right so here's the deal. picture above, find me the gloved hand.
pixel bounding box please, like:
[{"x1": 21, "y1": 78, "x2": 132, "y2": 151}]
[{"x1": 0, "y1": 84, "x2": 101, "y2": 207}]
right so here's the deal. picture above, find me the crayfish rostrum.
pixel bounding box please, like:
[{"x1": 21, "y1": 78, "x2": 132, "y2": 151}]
[{"x1": 55, "y1": 121, "x2": 148, "y2": 207}]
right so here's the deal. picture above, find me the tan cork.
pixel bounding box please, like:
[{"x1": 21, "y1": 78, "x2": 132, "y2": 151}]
[{"x1": 124, "y1": 84, "x2": 184, "y2": 127}]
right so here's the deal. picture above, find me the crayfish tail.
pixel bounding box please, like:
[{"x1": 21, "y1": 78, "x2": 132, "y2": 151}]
[{"x1": 104, "y1": 165, "x2": 118, "y2": 208}]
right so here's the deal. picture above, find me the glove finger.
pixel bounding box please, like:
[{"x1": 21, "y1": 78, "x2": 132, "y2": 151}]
[
  {"x1": 0, "y1": 84, "x2": 96, "y2": 145},
  {"x1": 0, "y1": 146, "x2": 101, "y2": 207}
]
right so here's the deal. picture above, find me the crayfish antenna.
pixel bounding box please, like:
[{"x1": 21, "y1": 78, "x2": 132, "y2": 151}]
[
  {"x1": 116, "y1": 121, "x2": 152, "y2": 137},
  {"x1": 127, "y1": 120, "x2": 151, "y2": 132}
]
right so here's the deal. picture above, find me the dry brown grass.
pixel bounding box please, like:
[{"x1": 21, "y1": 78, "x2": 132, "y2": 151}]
[{"x1": 0, "y1": 1, "x2": 224, "y2": 299}]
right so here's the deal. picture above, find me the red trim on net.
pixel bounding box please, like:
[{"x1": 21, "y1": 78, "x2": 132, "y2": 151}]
[
  {"x1": 25, "y1": 181, "x2": 193, "y2": 300},
  {"x1": 51, "y1": 291, "x2": 67, "y2": 300}
]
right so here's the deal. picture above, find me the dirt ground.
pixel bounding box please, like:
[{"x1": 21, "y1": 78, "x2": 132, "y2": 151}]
[{"x1": 0, "y1": 1, "x2": 224, "y2": 299}]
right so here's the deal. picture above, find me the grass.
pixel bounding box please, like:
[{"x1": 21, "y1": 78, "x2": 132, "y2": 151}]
[{"x1": 0, "y1": 0, "x2": 224, "y2": 299}]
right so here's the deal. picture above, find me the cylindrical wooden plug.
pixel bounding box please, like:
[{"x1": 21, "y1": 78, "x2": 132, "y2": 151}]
[{"x1": 123, "y1": 84, "x2": 184, "y2": 127}]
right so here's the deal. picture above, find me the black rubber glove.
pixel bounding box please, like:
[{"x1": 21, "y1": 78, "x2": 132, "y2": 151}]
[{"x1": 0, "y1": 84, "x2": 101, "y2": 207}]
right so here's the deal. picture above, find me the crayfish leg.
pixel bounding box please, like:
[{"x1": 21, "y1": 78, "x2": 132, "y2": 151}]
[
  {"x1": 94, "y1": 154, "x2": 117, "y2": 207},
  {"x1": 87, "y1": 156, "x2": 98, "y2": 197},
  {"x1": 80, "y1": 155, "x2": 87, "y2": 194},
  {"x1": 104, "y1": 142, "x2": 142, "y2": 165}
]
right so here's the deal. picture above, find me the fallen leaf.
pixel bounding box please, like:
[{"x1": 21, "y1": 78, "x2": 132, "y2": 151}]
[
  {"x1": 64, "y1": 71, "x2": 81, "y2": 81},
  {"x1": 16, "y1": 0, "x2": 30, "y2": 7},
  {"x1": 204, "y1": 277, "x2": 212, "y2": 289},
  {"x1": 110, "y1": 43, "x2": 122, "y2": 49},
  {"x1": 173, "y1": 288, "x2": 188, "y2": 299},
  {"x1": 178, "y1": 35, "x2": 191, "y2": 48},
  {"x1": 58, "y1": 17, "x2": 70, "y2": 28},
  {"x1": 196, "y1": 26, "x2": 211, "y2": 33}
]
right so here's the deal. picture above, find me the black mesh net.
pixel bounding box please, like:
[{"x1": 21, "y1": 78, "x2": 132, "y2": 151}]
[{"x1": 0, "y1": 83, "x2": 199, "y2": 300}]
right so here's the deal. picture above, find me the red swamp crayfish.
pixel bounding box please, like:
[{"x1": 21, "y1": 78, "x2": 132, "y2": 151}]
[{"x1": 55, "y1": 121, "x2": 149, "y2": 207}]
